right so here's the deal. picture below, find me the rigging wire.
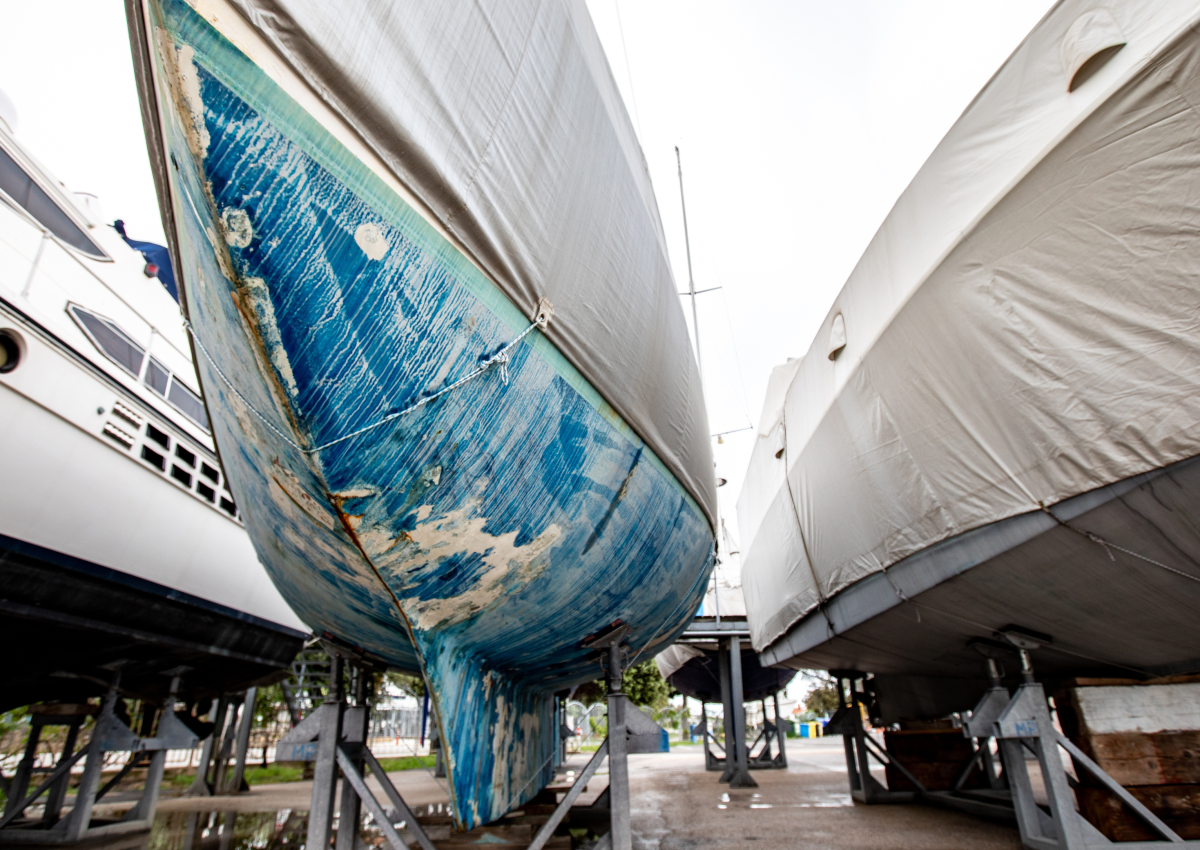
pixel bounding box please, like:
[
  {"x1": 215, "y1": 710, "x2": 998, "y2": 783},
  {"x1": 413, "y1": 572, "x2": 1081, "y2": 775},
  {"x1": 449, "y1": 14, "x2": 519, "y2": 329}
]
[{"x1": 612, "y1": 0, "x2": 643, "y2": 139}]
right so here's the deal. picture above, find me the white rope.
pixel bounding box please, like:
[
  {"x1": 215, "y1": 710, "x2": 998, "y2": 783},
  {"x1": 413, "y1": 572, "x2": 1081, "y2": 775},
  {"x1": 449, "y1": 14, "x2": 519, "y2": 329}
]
[
  {"x1": 1040, "y1": 504, "x2": 1200, "y2": 585},
  {"x1": 182, "y1": 315, "x2": 546, "y2": 454}
]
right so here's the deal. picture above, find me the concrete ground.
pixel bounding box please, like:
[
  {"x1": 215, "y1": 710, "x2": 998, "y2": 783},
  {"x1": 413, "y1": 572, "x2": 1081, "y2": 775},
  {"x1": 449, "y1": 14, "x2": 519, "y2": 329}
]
[
  {"x1": 119, "y1": 738, "x2": 1022, "y2": 849},
  {"x1": 621, "y1": 740, "x2": 1022, "y2": 850}
]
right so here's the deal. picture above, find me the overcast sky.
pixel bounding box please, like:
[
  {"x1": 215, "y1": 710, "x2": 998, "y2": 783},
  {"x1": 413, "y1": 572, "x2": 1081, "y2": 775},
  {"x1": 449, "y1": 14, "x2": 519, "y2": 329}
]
[
  {"x1": 0, "y1": 0, "x2": 1055, "y2": 557},
  {"x1": 583, "y1": 0, "x2": 1057, "y2": 555}
]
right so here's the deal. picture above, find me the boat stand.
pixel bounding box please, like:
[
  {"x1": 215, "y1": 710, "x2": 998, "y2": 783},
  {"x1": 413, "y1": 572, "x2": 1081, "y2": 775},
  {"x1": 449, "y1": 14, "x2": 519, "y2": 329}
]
[
  {"x1": 187, "y1": 687, "x2": 257, "y2": 796},
  {"x1": 694, "y1": 708, "x2": 727, "y2": 772},
  {"x1": 277, "y1": 652, "x2": 438, "y2": 850},
  {"x1": 825, "y1": 671, "x2": 917, "y2": 805},
  {"x1": 832, "y1": 642, "x2": 1200, "y2": 849},
  {"x1": 690, "y1": 637, "x2": 760, "y2": 786},
  {"x1": 0, "y1": 673, "x2": 198, "y2": 845},
  {"x1": 746, "y1": 694, "x2": 787, "y2": 770},
  {"x1": 973, "y1": 645, "x2": 1200, "y2": 849},
  {"x1": 528, "y1": 627, "x2": 668, "y2": 850}
]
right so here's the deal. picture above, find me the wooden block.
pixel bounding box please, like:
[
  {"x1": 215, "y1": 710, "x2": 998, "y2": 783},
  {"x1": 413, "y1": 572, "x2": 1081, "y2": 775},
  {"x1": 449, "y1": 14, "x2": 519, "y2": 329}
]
[
  {"x1": 1081, "y1": 731, "x2": 1200, "y2": 786},
  {"x1": 898, "y1": 718, "x2": 958, "y2": 731},
  {"x1": 437, "y1": 823, "x2": 534, "y2": 845},
  {"x1": 884, "y1": 729, "x2": 976, "y2": 762},
  {"x1": 416, "y1": 815, "x2": 456, "y2": 826},
  {"x1": 1076, "y1": 784, "x2": 1200, "y2": 841},
  {"x1": 1070, "y1": 683, "x2": 1200, "y2": 735},
  {"x1": 416, "y1": 825, "x2": 451, "y2": 842},
  {"x1": 884, "y1": 759, "x2": 986, "y2": 793},
  {"x1": 1066, "y1": 675, "x2": 1200, "y2": 688}
]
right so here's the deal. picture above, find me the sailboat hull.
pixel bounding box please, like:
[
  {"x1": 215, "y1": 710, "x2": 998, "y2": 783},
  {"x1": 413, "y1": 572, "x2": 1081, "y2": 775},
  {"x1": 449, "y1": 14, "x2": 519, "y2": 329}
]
[{"x1": 137, "y1": 0, "x2": 713, "y2": 826}]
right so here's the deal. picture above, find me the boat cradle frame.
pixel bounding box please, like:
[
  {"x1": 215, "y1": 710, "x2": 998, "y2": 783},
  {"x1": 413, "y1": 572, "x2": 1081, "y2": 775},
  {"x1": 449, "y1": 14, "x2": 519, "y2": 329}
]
[
  {"x1": 830, "y1": 662, "x2": 1200, "y2": 850},
  {"x1": 0, "y1": 673, "x2": 199, "y2": 846}
]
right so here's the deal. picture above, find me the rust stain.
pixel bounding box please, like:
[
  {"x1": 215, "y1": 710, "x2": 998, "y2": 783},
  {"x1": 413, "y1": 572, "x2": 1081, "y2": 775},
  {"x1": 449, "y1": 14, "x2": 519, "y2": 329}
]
[{"x1": 232, "y1": 288, "x2": 307, "y2": 438}]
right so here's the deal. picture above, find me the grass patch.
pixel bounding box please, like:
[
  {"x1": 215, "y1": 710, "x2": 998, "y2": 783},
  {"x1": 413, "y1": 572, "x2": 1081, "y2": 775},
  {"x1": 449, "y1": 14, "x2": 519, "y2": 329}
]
[
  {"x1": 153, "y1": 756, "x2": 432, "y2": 791},
  {"x1": 243, "y1": 764, "x2": 305, "y2": 785},
  {"x1": 163, "y1": 763, "x2": 305, "y2": 788},
  {"x1": 375, "y1": 755, "x2": 435, "y2": 772},
  {"x1": 166, "y1": 770, "x2": 197, "y2": 789}
]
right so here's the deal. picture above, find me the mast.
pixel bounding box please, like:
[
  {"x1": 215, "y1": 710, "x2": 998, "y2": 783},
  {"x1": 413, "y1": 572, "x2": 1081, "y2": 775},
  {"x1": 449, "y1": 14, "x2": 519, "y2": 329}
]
[
  {"x1": 676, "y1": 147, "x2": 721, "y2": 622},
  {"x1": 676, "y1": 147, "x2": 702, "y2": 384}
]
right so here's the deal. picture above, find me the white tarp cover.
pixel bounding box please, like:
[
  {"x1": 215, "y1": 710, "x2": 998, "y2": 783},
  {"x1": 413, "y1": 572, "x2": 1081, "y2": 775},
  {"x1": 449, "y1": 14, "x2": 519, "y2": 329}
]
[
  {"x1": 222, "y1": 0, "x2": 715, "y2": 525},
  {"x1": 655, "y1": 644, "x2": 705, "y2": 681},
  {"x1": 739, "y1": 0, "x2": 1200, "y2": 652}
]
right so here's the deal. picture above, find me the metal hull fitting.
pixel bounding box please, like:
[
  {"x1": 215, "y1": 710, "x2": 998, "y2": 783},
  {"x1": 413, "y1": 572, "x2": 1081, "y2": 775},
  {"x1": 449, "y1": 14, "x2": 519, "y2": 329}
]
[
  {"x1": 739, "y1": 0, "x2": 1200, "y2": 708},
  {"x1": 134, "y1": 0, "x2": 714, "y2": 827}
]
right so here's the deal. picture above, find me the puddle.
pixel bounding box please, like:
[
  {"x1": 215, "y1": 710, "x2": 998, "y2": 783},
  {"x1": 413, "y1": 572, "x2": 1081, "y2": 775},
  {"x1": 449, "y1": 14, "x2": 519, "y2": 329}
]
[
  {"x1": 151, "y1": 811, "x2": 303, "y2": 850},
  {"x1": 149, "y1": 803, "x2": 455, "y2": 850},
  {"x1": 787, "y1": 794, "x2": 854, "y2": 808}
]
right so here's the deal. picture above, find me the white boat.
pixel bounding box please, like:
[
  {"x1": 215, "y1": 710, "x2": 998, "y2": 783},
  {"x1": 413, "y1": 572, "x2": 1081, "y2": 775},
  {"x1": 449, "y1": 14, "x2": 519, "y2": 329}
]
[
  {"x1": 0, "y1": 94, "x2": 308, "y2": 711},
  {"x1": 739, "y1": 0, "x2": 1200, "y2": 720}
]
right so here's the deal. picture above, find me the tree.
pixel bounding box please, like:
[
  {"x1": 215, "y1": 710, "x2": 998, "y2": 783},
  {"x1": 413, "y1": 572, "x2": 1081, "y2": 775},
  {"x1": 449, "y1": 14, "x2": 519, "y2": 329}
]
[
  {"x1": 802, "y1": 670, "x2": 840, "y2": 718},
  {"x1": 386, "y1": 672, "x2": 424, "y2": 699},
  {"x1": 622, "y1": 661, "x2": 670, "y2": 710},
  {"x1": 569, "y1": 660, "x2": 671, "y2": 710}
]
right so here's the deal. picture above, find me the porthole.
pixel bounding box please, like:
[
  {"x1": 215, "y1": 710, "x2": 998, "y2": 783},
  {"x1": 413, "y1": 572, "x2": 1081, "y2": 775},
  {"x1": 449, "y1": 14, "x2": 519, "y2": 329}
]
[{"x1": 0, "y1": 329, "x2": 23, "y2": 373}]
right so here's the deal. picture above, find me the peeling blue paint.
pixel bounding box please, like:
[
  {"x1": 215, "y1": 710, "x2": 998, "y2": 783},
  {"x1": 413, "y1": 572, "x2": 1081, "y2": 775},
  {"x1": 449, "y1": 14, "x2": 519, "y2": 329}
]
[{"x1": 147, "y1": 0, "x2": 713, "y2": 829}]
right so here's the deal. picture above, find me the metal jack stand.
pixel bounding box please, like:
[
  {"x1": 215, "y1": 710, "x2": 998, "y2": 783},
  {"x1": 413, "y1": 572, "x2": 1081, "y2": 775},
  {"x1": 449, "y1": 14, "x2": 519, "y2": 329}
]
[
  {"x1": 826, "y1": 672, "x2": 915, "y2": 804},
  {"x1": 698, "y1": 690, "x2": 787, "y2": 773},
  {"x1": 528, "y1": 625, "x2": 668, "y2": 850},
  {"x1": 970, "y1": 639, "x2": 1200, "y2": 850},
  {"x1": 717, "y1": 636, "x2": 756, "y2": 787},
  {"x1": 189, "y1": 688, "x2": 258, "y2": 797},
  {"x1": 276, "y1": 652, "x2": 437, "y2": 850},
  {"x1": 828, "y1": 666, "x2": 1013, "y2": 812},
  {"x1": 747, "y1": 694, "x2": 787, "y2": 769},
  {"x1": 695, "y1": 704, "x2": 727, "y2": 772},
  {"x1": 0, "y1": 673, "x2": 198, "y2": 845}
]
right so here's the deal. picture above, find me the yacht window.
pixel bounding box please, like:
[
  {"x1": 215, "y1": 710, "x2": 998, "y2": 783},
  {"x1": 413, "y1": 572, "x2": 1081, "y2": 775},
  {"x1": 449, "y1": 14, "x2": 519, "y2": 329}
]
[
  {"x1": 167, "y1": 377, "x2": 208, "y2": 429},
  {"x1": 175, "y1": 444, "x2": 197, "y2": 468},
  {"x1": 69, "y1": 304, "x2": 210, "y2": 431},
  {"x1": 0, "y1": 144, "x2": 107, "y2": 259},
  {"x1": 69, "y1": 304, "x2": 145, "y2": 377},
  {"x1": 141, "y1": 445, "x2": 166, "y2": 471},
  {"x1": 145, "y1": 422, "x2": 170, "y2": 450},
  {"x1": 200, "y1": 462, "x2": 219, "y2": 483},
  {"x1": 145, "y1": 357, "x2": 170, "y2": 396},
  {"x1": 170, "y1": 464, "x2": 192, "y2": 487}
]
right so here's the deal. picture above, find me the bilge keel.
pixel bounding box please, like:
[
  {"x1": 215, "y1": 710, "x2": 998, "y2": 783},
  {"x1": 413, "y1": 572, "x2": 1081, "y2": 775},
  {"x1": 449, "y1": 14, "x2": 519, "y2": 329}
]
[{"x1": 127, "y1": 0, "x2": 715, "y2": 827}]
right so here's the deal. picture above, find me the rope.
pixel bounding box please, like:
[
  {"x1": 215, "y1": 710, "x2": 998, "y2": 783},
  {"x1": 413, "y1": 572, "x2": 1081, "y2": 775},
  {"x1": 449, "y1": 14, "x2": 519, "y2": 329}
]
[
  {"x1": 182, "y1": 315, "x2": 546, "y2": 454},
  {"x1": 1039, "y1": 503, "x2": 1200, "y2": 586},
  {"x1": 882, "y1": 568, "x2": 920, "y2": 623},
  {"x1": 778, "y1": 406, "x2": 838, "y2": 639}
]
